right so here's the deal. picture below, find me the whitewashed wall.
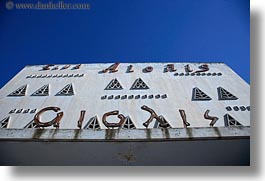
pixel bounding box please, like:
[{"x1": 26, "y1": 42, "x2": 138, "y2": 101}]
[{"x1": 0, "y1": 62, "x2": 250, "y2": 129}]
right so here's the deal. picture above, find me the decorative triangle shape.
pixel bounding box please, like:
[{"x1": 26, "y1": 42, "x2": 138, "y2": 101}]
[
  {"x1": 31, "y1": 84, "x2": 49, "y2": 96},
  {"x1": 0, "y1": 117, "x2": 10, "y2": 128},
  {"x1": 130, "y1": 78, "x2": 149, "y2": 90},
  {"x1": 153, "y1": 115, "x2": 172, "y2": 128},
  {"x1": 83, "y1": 116, "x2": 101, "y2": 130},
  {"x1": 56, "y1": 83, "x2": 74, "y2": 96},
  {"x1": 217, "y1": 87, "x2": 238, "y2": 100},
  {"x1": 192, "y1": 87, "x2": 212, "y2": 101},
  {"x1": 24, "y1": 120, "x2": 38, "y2": 128},
  {"x1": 122, "y1": 116, "x2": 136, "y2": 129},
  {"x1": 224, "y1": 114, "x2": 242, "y2": 127},
  {"x1": 105, "y1": 78, "x2": 123, "y2": 90},
  {"x1": 8, "y1": 85, "x2": 27, "y2": 97}
]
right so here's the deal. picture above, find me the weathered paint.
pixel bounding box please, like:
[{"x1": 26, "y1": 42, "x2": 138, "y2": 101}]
[
  {"x1": 0, "y1": 62, "x2": 250, "y2": 131},
  {"x1": 0, "y1": 127, "x2": 250, "y2": 141}
]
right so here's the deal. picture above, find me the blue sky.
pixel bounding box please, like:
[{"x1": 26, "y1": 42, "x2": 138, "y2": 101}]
[{"x1": 0, "y1": 0, "x2": 250, "y2": 87}]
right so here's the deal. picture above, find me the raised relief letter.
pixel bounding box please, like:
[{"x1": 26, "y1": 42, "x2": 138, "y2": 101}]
[
  {"x1": 33, "y1": 107, "x2": 64, "y2": 129},
  {"x1": 184, "y1": 64, "x2": 193, "y2": 73},
  {"x1": 194, "y1": 64, "x2": 209, "y2": 73},
  {"x1": 42, "y1": 64, "x2": 54, "y2": 71},
  {"x1": 77, "y1": 110, "x2": 86, "y2": 129},
  {"x1": 102, "y1": 63, "x2": 120, "y2": 73},
  {"x1": 164, "y1": 64, "x2": 176, "y2": 72},
  {"x1": 179, "y1": 109, "x2": 190, "y2": 127},
  {"x1": 143, "y1": 66, "x2": 153, "y2": 73},
  {"x1": 204, "y1": 110, "x2": 218, "y2": 126},
  {"x1": 127, "y1": 65, "x2": 134, "y2": 73},
  {"x1": 141, "y1": 105, "x2": 168, "y2": 128},
  {"x1": 61, "y1": 65, "x2": 71, "y2": 70},
  {"x1": 102, "y1": 110, "x2": 125, "y2": 128},
  {"x1": 72, "y1": 64, "x2": 81, "y2": 70}
]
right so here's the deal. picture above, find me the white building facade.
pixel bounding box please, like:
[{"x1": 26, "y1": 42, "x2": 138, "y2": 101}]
[{"x1": 0, "y1": 62, "x2": 250, "y2": 165}]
